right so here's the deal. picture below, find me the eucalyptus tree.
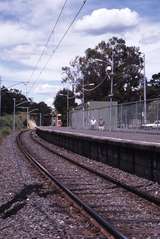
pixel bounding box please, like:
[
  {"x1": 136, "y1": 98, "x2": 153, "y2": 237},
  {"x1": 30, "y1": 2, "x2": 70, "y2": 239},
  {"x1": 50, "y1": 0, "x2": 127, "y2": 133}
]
[{"x1": 62, "y1": 37, "x2": 144, "y2": 103}]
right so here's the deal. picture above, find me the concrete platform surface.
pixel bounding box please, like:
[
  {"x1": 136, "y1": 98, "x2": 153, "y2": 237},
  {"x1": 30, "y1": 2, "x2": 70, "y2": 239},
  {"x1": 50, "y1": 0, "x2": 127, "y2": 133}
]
[{"x1": 38, "y1": 127, "x2": 160, "y2": 147}]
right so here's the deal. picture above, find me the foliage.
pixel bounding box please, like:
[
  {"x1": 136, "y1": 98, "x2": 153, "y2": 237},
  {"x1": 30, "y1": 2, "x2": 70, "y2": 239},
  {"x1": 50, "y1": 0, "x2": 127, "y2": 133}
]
[
  {"x1": 1, "y1": 87, "x2": 28, "y2": 114},
  {"x1": 54, "y1": 88, "x2": 77, "y2": 126},
  {"x1": 0, "y1": 115, "x2": 14, "y2": 143},
  {"x1": 150, "y1": 73, "x2": 160, "y2": 87},
  {"x1": 0, "y1": 114, "x2": 25, "y2": 131},
  {"x1": 0, "y1": 114, "x2": 13, "y2": 128},
  {"x1": 1, "y1": 86, "x2": 52, "y2": 126},
  {"x1": 146, "y1": 73, "x2": 160, "y2": 99},
  {"x1": 62, "y1": 37, "x2": 144, "y2": 103}
]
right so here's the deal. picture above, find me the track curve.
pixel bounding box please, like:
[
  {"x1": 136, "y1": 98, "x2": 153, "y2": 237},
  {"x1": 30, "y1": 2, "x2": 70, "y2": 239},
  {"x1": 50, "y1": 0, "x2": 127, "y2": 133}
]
[{"x1": 17, "y1": 130, "x2": 160, "y2": 238}]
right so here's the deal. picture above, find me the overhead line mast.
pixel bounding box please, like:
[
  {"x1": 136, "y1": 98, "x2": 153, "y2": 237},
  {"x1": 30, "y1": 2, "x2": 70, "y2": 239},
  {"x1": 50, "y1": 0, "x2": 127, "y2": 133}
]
[{"x1": 28, "y1": 0, "x2": 88, "y2": 95}]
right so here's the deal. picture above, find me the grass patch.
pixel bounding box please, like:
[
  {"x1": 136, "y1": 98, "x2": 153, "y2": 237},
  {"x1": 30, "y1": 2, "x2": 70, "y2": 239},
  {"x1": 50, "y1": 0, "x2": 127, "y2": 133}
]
[
  {"x1": 0, "y1": 127, "x2": 11, "y2": 144},
  {"x1": 0, "y1": 127, "x2": 11, "y2": 136},
  {"x1": 0, "y1": 113, "x2": 26, "y2": 144}
]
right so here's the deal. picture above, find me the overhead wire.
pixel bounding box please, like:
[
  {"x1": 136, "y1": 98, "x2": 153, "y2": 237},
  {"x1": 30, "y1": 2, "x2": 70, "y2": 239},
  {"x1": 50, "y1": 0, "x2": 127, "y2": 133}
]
[
  {"x1": 27, "y1": 0, "x2": 68, "y2": 86},
  {"x1": 28, "y1": 0, "x2": 88, "y2": 95},
  {"x1": 83, "y1": 75, "x2": 108, "y2": 92},
  {"x1": 1, "y1": 82, "x2": 30, "y2": 97}
]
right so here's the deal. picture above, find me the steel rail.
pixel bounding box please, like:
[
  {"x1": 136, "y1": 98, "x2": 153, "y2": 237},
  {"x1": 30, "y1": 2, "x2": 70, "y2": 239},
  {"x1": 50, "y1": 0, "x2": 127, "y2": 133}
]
[
  {"x1": 32, "y1": 130, "x2": 160, "y2": 207},
  {"x1": 16, "y1": 131, "x2": 127, "y2": 239}
]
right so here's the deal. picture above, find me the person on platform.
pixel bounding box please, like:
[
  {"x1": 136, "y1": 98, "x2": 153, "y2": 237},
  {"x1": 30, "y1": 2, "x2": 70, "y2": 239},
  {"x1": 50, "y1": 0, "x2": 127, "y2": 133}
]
[
  {"x1": 90, "y1": 117, "x2": 97, "y2": 130},
  {"x1": 98, "y1": 118, "x2": 105, "y2": 131}
]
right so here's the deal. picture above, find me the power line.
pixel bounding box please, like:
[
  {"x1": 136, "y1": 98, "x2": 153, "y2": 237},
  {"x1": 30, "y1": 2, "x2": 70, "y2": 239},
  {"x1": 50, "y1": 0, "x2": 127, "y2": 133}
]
[
  {"x1": 0, "y1": 81, "x2": 30, "y2": 97},
  {"x1": 84, "y1": 76, "x2": 109, "y2": 92},
  {"x1": 28, "y1": 0, "x2": 88, "y2": 95},
  {"x1": 52, "y1": 0, "x2": 88, "y2": 54},
  {"x1": 27, "y1": 0, "x2": 68, "y2": 85}
]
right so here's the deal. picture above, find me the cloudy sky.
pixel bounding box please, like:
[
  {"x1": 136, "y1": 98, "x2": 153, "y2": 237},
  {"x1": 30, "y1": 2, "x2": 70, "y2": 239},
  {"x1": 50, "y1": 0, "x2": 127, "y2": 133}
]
[{"x1": 0, "y1": 0, "x2": 160, "y2": 106}]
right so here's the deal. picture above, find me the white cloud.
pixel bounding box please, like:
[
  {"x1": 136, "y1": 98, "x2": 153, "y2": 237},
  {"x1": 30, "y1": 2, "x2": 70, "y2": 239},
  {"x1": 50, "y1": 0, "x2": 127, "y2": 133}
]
[
  {"x1": 122, "y1": 21, "x2": 160, "y2": 78},
  {"x1": 33, "y1": 83, "x2": 61, "y2": 106},
  {"x1": 45, "y1": 97, "x2": 55, "y2": 107},
  {"x1": 0, "y1": 21, "x2": 42, "y2": 47},
  {"x1": 0, "y1": 0, "x2": 64, "y2": 25},
  {"x1": 33, "y1": 83, "x2": 60, "y2": 95},
  {"x1": 1, "y1": 2, "x2": 160, "y2": 107},
  {"x1": 139, "y1": 23, "x2": 160, "y2": 45},
  {"x1": 75, "y1": 8, "x2": 140, "y2": 35}
]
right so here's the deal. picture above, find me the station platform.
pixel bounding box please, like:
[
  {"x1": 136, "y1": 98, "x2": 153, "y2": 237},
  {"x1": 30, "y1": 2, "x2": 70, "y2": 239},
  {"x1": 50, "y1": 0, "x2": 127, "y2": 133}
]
[
  {"x1": 38, "y1": 126, "x2": 160, "y2": 147},
  {"x1": 36, "y1": 126, "x2": 160, "y2": 183}
]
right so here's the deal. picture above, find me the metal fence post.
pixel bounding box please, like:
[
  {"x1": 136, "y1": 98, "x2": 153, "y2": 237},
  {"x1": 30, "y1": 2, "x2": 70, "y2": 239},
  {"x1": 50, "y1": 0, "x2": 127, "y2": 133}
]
[{"x1": 136, "y1": 102, "x2": 138, "y2": 128}]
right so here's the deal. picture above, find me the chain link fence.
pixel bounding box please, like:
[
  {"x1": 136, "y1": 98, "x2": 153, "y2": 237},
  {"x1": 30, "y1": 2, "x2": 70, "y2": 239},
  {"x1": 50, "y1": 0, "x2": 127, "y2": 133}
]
[{"x1": 69, "y1": 98, "x2": 160, "y2": 131}]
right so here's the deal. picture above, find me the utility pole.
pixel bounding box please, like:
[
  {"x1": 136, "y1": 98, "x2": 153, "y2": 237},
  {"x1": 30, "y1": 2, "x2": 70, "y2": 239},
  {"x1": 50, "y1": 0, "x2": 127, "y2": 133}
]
[
  {"x1": 27, "y1": 107, "x2": 29, "y2": 128},
  {"x1": 13, "y1": 98, "x2": 16, "y2": 131},
  {"x1": 39, "y1": 112, "x2": 42, "y2": 126},
  {"x1": 67, "y1": 91, "x2": 69, "y2": 127},
  {"x1": 0, "y1": 76, "x2": 1, "y2": 117},
  {"x1": 51, "y1": 113, "x2": 54, "y2": 126}
]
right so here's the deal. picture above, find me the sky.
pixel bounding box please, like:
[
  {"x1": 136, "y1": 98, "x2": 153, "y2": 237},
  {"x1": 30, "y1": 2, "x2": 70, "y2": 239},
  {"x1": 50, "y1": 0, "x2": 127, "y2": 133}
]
[{"x1": 0, "y1": 0, "x2": 160, "y2": 106}]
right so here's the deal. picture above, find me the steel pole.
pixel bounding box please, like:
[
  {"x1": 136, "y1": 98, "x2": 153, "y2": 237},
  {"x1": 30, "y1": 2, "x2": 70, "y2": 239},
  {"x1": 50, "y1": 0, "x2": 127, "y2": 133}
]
[
  {"x1": 27, "y1": 107, "x2": 29, "y2": 128},
  {"x1": 143, "y1": 54, "x2": 147, "y2": 124},
  {"x1": 82, "y1": 78, "x2": 85, "y2": 128},
  {"x1": 24, "y1": 82, "x2": 28, "y2": 98},
  {"x1": 109, "y1": 50, "x2": 114, "y2": 131},
  {"x1": 39, "y1": 112, "x2": 42, "y2": 126},
  {"x1": 13, "y1": 98, "x2": 16, "y2": 131},
  {"x1": 51, "y1": 113, "x2": 54, "y2": 126},
  {"x1": 67, "y1": 91, "x2": 69, "y2": 127}
]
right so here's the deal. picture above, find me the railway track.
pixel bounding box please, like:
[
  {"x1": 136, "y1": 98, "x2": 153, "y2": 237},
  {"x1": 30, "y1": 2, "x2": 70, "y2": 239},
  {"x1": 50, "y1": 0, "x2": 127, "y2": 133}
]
[{"x1": 17, "y1": 130, "x2": 160, "y2": 238}]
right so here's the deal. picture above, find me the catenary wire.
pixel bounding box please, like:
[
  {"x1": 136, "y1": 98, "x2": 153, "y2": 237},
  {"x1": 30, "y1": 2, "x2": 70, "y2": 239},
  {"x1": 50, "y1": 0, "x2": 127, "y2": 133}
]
[
  {"x1": 27, "y1": 0, "x2": 68, "y2": 86},
  {"x1": 84, "y1": 75, "x2": 109, "y2": 92},
  {"x1": 28, "y1": 0, "x2": 88, "y2": 95}
]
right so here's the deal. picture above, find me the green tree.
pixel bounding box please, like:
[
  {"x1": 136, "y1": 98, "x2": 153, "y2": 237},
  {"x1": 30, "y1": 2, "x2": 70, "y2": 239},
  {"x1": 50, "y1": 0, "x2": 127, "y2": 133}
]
[
  {"x1": 1, "y1": 87, "x2": 28, "y2": 115},
  {"x1": 54, "y1": 88, "x2": 77, "y2": 126},
  {"x1": 146, "y1": 73, "x2": 160, "y2": 99},
  {"x1": 1, "y1": 85, "x2": 52, "y2": 126},
  {"x1": 62, "y1": 37, "x2": 144, "y2": 103}
]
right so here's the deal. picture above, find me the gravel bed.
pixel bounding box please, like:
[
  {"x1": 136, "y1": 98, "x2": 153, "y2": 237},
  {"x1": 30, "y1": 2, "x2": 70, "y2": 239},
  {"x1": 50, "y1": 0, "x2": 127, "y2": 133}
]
[
  {"x1": 0, "y1": 133, "x2": 106, "y2": 239},
  {"x1": 33, "y1": 130, "x2": 160, "y2": 200},
  {"x1": 21, "y1": 130, "x2": 160, "y2": 238}
]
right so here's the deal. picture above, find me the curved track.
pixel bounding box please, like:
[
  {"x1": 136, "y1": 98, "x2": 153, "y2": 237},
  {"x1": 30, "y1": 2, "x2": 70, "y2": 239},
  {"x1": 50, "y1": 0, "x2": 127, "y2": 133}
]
[{"x1": 17, "y1": 130, "x2": 160, "y2": 238}]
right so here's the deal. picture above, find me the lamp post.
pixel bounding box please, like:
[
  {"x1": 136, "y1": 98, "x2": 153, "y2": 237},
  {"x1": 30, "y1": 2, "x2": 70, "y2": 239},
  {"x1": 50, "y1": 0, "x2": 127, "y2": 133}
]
[
  {"x1": 94, "y1": 55, "x2": 114, "y2": 131},
  {"x1": 82, "y1": 82, "x2": 95, "y2": 128},
  {"x1": 60, "y1": 91, "x2": 75, "y2": 127},
  {"x1": 59, "y1": 92, "x2": 69, "y2": 127},
  {"x1": 39, "y1": 112, "x2": 42, "y2": 126},
  {"x1": 143, "y1": 53, "x2": 147, "y2": 124}
]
